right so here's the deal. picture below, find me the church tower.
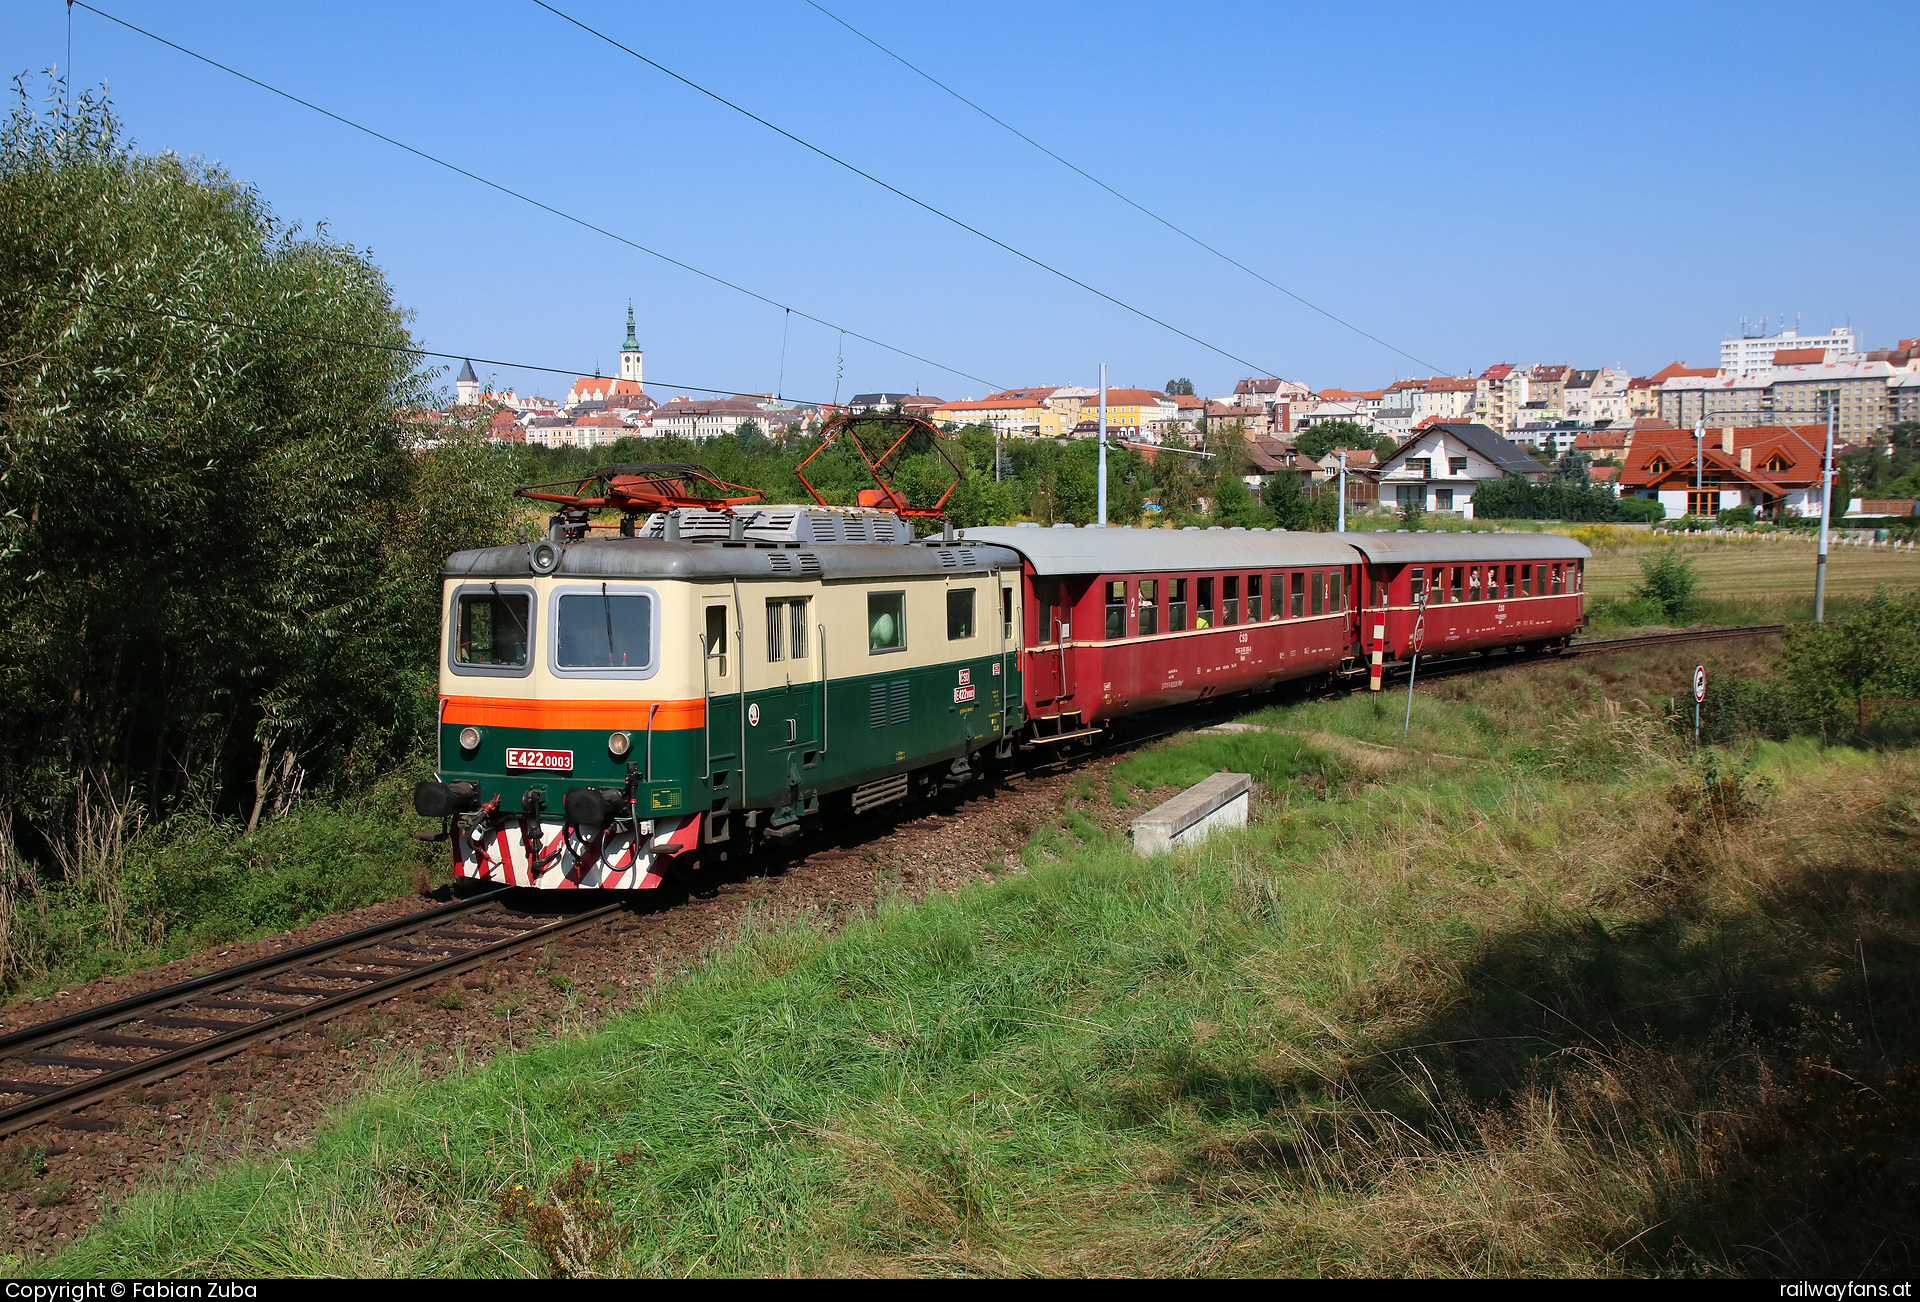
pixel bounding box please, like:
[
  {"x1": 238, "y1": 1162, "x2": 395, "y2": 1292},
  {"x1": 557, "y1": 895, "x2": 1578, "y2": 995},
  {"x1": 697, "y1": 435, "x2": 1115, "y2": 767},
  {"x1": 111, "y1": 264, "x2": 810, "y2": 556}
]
[
  {"x1": 456, "y1": 359, "x2": 479, "y2": 406},
  {"x1": 619, "y1": 303, "x2": 643, "y2": 385}
]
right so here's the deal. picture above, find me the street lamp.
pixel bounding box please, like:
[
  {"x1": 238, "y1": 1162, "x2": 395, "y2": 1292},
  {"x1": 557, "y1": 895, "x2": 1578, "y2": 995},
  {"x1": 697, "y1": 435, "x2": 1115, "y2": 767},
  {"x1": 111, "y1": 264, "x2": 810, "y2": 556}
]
[{"x1": 1336, "y1": 449, "x2": 1348, "y2": 533}]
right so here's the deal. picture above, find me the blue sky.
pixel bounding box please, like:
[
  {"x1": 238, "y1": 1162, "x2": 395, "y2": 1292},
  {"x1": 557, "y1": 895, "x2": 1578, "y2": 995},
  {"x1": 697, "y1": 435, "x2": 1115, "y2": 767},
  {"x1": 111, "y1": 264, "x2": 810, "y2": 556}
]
[{"x1": 12, "y1": 1, "x2": 1917, "y2": 404}]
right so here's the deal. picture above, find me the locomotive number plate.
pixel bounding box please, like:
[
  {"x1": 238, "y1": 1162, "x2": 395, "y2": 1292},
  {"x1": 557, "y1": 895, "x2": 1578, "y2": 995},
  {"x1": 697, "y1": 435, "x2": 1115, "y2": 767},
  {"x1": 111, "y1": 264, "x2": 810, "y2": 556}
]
[{"x1": 506, "y1": 747, "x2": 574, "y2": 772}]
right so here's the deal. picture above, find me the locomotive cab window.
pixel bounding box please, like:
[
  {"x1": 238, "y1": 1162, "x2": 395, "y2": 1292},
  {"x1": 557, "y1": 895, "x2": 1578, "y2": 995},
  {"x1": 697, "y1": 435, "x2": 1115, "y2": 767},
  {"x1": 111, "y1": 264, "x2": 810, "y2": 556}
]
[
  {"x1": 557, "y1": 586, "x2": 653, "y2": 669},
  {"x1": 1137, "y1": 580, "x2": 1159, "y2": 636},
  {"x1": 1002, "y1": 587, "x2": 1015, "y2": 642},
  {"x1": 453, "y1": 587, "x2": 532, "y2": 674},
  {"x1": 869, "y1": 591, "x2": 906, "y2": 653},
  {"x1": 1104, "y1": 582, "x2": 1126, "y2": 639},
  {"x1": 948, "y1": 588, "x2": 976, "y2": 641}
]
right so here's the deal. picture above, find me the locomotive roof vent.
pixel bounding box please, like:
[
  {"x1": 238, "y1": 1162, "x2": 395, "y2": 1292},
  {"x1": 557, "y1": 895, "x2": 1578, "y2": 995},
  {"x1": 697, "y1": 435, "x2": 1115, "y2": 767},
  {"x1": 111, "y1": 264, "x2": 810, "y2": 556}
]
[{"x1": 638, "y1": 506, "x2": 912, "y2": 546}]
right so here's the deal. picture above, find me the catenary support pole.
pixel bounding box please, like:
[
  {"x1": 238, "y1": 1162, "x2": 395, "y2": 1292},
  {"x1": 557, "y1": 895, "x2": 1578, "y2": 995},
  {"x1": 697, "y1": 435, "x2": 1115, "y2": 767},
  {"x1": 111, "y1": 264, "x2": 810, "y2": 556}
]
[
  {"x1": 1337, "y1": 450, "x2": 1348, "y2": 533},
  {"x1": 1097, "y1": 363, "x2": 1108, "y2": 526},
  {"x1": 1815, "y1": 393, "x2": 1836, "y2": 622}
]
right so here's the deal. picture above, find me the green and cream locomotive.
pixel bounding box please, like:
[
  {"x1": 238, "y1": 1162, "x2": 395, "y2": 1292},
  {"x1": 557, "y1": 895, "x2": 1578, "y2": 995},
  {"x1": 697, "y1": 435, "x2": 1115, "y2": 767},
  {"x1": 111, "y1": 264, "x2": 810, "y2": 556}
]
[{"x1": 413, "y1": 498, "x2": 1025, "y2": 889}]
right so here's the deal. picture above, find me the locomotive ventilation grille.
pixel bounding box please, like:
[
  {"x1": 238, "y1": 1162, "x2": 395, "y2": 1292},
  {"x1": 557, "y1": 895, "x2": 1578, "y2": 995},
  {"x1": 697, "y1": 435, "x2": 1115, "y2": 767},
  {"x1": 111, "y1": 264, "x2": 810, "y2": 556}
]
[
  {"x1": 764, "y1": 551, "x2": 823, "y2": 574},
  {"x1": 639, "y1": 507, "x2": 910, "y2": 546},
  {"x1": 869, "y1": 679, "x2": 911, "y2": 729},
  {"x1": 934, "y1": 548, "x2": 979, "y2": 569}
]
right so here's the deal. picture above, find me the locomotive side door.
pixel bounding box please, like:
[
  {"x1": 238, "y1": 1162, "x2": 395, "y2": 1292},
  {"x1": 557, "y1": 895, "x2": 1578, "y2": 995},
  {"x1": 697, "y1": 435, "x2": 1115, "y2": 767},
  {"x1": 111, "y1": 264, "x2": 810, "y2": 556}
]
[
  {"x1": 748, "y1": 593, "x2": 820, "y2": 816},
  {"x1": 700, "y1": 600, "x2": 741, "y2": 807}
]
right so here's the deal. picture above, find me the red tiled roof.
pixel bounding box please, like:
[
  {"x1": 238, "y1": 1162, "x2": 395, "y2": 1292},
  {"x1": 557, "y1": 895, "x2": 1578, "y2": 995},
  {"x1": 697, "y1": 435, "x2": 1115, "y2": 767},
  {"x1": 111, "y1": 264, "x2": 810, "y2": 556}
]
[
  {"x1": 1098, "y1": 389, "x2": 1173, "y2": 406},
  {"x1": 1480, "y1": 363, "x2": 1515, "y2": 381},
  {"x1": 1772, "y1": 348, "x2": 1827, "y2": 365},
  {"x1": 1649, "y1": 362, "x2": 1719, "y2": 382}
]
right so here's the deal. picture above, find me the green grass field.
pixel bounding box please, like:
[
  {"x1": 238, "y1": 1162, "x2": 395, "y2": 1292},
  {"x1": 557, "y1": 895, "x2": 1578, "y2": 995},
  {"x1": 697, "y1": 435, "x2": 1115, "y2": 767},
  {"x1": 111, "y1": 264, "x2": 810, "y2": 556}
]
[
  {"x1": 26, "y1": 641, "x2": 1920, "y2": 1279},
  {"x1": 1583, "y1": 535, "x2": 1920, "y2": 603}
]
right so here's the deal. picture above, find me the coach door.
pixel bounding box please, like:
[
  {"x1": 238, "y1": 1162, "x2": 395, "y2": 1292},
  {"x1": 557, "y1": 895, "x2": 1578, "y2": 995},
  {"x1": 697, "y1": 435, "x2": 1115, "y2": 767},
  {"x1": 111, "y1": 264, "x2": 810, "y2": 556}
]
[{"x1": 1027, "y1": 579, "x2": 1064, "y2": 703}]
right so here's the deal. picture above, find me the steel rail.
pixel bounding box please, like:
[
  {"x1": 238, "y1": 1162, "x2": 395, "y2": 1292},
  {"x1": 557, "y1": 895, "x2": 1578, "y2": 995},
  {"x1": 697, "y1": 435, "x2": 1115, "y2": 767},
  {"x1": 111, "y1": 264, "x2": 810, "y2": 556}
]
[{"x1": 0, "y1": 893, "x2": 623, "y2": 1138}]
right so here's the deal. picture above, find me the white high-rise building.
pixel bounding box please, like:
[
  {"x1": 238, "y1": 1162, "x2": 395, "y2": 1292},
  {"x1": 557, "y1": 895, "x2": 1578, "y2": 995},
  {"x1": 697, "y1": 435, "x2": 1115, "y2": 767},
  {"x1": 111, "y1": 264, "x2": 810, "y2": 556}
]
[{"x1": 1721, "y1": 323, "x2": 1855, "y2": 378}]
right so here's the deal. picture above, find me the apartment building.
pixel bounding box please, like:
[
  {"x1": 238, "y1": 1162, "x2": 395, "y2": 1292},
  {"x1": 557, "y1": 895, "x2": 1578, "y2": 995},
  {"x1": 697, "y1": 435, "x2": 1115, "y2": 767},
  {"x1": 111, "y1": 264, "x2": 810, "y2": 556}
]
[
  {"x1": 1721, "y1": 325, "x2": 1856, "y2": 378},
  {"x1": 1472, "y1": 364, "x2": 1528, "y2": 430}
]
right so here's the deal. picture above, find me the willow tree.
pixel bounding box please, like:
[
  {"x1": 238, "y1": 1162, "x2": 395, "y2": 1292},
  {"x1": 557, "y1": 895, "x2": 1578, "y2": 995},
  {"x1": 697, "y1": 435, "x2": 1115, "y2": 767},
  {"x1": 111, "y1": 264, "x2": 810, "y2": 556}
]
[{"x1": 0, "y1": 79, "x2": 513, "y2": 868}]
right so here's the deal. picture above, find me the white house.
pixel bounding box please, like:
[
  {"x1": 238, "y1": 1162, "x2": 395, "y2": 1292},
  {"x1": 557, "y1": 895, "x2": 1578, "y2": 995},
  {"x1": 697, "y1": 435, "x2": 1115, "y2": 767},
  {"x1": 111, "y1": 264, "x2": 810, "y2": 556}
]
[{"x1": 1375, "y1": 422, "x2": 1548, "y2": 519}]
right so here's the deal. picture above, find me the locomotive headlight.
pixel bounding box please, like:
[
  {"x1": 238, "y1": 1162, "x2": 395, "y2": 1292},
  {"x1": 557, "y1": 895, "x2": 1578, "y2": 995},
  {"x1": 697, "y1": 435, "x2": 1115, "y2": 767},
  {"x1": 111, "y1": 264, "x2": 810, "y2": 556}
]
[
  {"x1": 607, "y1": 730, "x2": 632, "y2": 757},
  {"x1": 458, "y1": 726, "x2": 481, "y2": 752}
]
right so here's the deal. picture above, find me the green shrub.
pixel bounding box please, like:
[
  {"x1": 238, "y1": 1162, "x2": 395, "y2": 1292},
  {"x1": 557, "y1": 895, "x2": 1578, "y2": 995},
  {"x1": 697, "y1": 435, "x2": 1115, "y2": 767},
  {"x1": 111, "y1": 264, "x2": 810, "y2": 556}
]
[
  {"x1": 1776, "y1": 589, "x2": 1920, "y2": 732},
  {"x1": 1632, "y1": 548, "x2": 1702, "y2": 623},
  {"x1": 1716, "y1": 504, "x2": 1757, "y2": 527},
  {"x1": 1617, "y1": 496, "x2": 1666, "y2": 522}
]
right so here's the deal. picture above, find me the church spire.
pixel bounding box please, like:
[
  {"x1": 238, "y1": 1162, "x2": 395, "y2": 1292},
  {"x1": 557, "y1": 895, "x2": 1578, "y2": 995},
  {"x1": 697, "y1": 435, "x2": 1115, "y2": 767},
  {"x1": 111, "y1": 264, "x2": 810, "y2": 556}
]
[{"x1": 619, "y1": 301, "x2": 644, "y2": 386}]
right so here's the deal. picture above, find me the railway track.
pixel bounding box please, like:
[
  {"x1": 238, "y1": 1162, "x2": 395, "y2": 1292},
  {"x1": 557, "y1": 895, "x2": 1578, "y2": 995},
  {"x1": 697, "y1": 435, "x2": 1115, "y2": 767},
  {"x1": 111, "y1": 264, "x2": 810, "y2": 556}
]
[
  {"x1": 0, "y1": 621, "x2": 1785, "y2": 1140},
  {"x1": 0, "y1": 889, "x2": 626, "y2": 1139}
]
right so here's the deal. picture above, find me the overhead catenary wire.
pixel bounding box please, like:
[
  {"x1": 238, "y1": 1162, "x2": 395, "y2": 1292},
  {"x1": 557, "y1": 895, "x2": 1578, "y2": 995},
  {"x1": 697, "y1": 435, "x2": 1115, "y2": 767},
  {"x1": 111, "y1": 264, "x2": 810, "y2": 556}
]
[
  {"x1": 802, "y1": 0, "x2": 1451, "y2": 378},
  {"x1": 69, "y1": 1, "x2": 1004, "y2": 393},
  {"x1": 532, "y1": 1, "x2": 1288, "y2": 380},
  {"x1": 15, "y1": 287, "x2": 844, "y2": 407}
]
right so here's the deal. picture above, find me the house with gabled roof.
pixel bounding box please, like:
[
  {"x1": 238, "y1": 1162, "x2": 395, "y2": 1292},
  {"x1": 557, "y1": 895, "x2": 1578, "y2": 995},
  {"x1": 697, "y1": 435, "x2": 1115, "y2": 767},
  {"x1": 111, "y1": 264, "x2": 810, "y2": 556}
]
[
  {"x1": 1616, "y1": 424, "x2": 1830, "y2": 518},
  {"x1": 1376, "y1": 422, "x2": 1549, "y2": 519}
]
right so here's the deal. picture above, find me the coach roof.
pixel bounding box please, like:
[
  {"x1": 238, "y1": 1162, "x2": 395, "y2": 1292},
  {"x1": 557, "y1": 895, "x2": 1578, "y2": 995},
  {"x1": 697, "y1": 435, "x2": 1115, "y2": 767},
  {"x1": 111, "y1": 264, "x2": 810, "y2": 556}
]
[
  {"x1": 956, "y1": 525, "x2": 1361, "y2": 575},
  {"x1": 1340, "y1": 531, "x2": 1591, "y2": 563}
]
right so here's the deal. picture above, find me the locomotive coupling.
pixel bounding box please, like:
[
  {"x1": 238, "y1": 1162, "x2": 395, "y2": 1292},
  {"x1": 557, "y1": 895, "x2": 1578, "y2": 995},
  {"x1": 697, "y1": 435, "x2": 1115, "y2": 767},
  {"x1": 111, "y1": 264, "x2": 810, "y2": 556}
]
[
  {"x1": 413, "y1": 779, "x2": 480, "y2": 819},
  {"x1": 564, "y1": 786, "x2": 630, "y2": 834}
]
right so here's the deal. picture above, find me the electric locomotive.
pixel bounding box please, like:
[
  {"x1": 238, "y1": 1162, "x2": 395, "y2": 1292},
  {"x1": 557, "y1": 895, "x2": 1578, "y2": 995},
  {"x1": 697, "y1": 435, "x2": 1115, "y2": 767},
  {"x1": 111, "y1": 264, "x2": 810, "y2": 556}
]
[{"x1": 413, "y1": 492, "x2": 1027, "y2": 890}]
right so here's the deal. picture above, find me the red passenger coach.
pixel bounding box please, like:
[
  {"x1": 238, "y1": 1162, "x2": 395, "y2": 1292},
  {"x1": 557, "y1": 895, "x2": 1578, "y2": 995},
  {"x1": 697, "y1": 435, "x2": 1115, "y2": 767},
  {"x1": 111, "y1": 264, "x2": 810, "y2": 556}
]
[
  {"x1": 961, "y1": 525, "x2": 1366, "y2": 735},
  {"x1": 1347, "y1": 533, "x2": 1589, "y2": 661}
]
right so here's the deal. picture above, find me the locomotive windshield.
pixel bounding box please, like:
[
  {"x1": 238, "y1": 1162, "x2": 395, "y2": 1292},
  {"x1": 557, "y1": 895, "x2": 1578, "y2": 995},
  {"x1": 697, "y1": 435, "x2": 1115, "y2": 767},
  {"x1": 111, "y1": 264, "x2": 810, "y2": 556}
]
[
  {"x1": 557, "y1": 588, "x2": 653, "y2": 669},
  {"x1": 455, "y1": 590, "x2": 529, "y2": 667}
]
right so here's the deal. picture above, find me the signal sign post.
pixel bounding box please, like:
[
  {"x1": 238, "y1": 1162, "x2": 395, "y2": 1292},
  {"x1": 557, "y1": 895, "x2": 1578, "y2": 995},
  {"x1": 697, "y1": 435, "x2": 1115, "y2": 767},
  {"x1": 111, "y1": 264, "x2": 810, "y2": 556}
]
[
  {"x1": 1404, "y1": 591, "x2": 1430, "y2": 734},
  {"x1": 1693, "y1": 664, "x2": 1706, "y2": 747}
]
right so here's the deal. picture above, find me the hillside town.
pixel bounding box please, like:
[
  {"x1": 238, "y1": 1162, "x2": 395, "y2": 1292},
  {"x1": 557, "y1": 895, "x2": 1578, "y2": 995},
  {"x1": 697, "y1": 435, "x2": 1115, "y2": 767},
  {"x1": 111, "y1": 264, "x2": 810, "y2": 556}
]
[{"x1": 439, "y1": 312, "x2": 1920, "y2": 524}]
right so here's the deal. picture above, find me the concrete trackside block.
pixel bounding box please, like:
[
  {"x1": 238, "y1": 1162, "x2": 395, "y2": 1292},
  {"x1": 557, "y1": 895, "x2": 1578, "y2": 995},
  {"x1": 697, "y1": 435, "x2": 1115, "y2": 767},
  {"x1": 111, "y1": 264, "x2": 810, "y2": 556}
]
[{"x1": 1130, "y1": 771, "x2": 1252, "y2": 857}]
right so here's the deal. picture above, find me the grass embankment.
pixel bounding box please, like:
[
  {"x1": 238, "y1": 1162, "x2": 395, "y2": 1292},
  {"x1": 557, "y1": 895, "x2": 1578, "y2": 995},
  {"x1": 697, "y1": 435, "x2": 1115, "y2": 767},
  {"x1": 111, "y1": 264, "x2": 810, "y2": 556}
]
[
  {"x1": 1583, "y1": 535, "x2": 1920, "y2": 627},
  {"x1": 34, "y1": 642, "x2": 1920, "y2": 1278},
  {"x1": 1, "y1": 768, "x2": 440, "y2": 998}
]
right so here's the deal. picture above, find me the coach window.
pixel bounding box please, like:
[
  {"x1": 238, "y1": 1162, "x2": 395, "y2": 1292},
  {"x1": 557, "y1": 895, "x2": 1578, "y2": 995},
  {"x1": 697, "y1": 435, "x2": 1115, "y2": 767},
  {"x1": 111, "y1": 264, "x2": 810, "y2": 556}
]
[
  {"x1": 869, "y1": 591, "x2": 907, "y2": 653},
  {"x1": 1521, "y1": 564, "x2": 1533, "y2": 597},
  {"x1": 1505, "y1": 565, "x2": 1517, "y2": 599},
  {"x1": 1138, "y1": 580, "x2": 1159, "y2": 635},
  {"x1": 1169, "y1": 579, "x2": 1188, "y2": 632},
  {"x1": 1247, "y1": 574, "x2": 1263, "y2": 623},
  {"x1": 455, "y1": 588, "x2": 531, "y2": 671},
  {"x1": 1104, "y1": 581, "x2": 1126, "y2": 639},
  {"x1": 1290, "y1": 572, "x2": 1306, "y2": 618},
  {"x1": 1574, "y1": 561, "x2": 1584, "y2": 592},
  {"x1": 1271, "y1": 574, "x2": 1286, "y2": 619},
  {"x1": 1450, "y1": 566, "x2": 1464, "y2": 603},
  {"x1": 1309, "y1": 573, "x2": 1324, "y2": 616},
  {"x1": 948, "y1": 588, "x2": 976, "y2": 641},
  {"x1": 1329, "y1": 570, "x2": 1344, "y2": 611},
  {"x1": 1223, "y1": 576, "x2": 1240, "y2": 625},
  {"x1": 1469, "y1": 567, "x2": 1483, "y2": 601},
  {"x1": 1196, "y1": 577, "x2": 1215, "y2": 629},
  {"x1": 704, "y1": 604, "x2": 729, "y2": 678},
  {"x1": 1409, "y1": 567, "x2": 1425, "y2": 606},
  {"x1": 1551, "y1": 564, "x2": 1564, "y2": 595}
]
